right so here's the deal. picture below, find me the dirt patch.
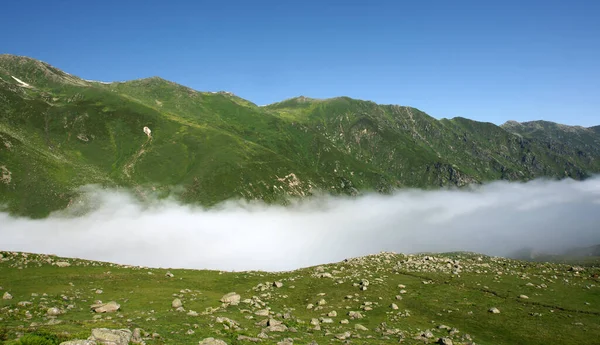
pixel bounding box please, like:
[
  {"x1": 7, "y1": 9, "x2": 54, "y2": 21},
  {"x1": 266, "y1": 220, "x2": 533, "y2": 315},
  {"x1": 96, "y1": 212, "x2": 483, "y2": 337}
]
[
  {"x1": 123, "y1": 137, "x2": 152, "y2": 178},
  {"x1": 1, "y1": 166, "x2": 12, "y2": 184}
]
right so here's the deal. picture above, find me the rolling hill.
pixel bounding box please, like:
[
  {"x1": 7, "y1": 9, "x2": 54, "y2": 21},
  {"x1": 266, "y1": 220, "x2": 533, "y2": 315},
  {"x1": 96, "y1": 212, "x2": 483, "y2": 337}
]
[{"x1": 0, "y1": 250, "x2": 599, "y2": 345}]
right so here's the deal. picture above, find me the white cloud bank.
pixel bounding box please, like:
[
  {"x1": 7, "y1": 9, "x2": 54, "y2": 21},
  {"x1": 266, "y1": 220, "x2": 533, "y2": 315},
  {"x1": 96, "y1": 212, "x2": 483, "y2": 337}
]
[{"x1": 1, "y1": 177, "x2": 600, "y2": 271}]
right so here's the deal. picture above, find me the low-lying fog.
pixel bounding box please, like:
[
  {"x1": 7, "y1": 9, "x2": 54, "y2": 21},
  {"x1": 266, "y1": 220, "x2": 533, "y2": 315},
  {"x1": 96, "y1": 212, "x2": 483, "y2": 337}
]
[{"x1": 1, "y1": 177, "x2": 600, "y2": 271}]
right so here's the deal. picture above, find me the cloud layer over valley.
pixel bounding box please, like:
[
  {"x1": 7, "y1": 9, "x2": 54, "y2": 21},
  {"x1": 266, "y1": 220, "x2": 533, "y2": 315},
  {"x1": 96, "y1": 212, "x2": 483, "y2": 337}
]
[{"x1": 1, "y1": 177, "x2": 600, "y2": 271}]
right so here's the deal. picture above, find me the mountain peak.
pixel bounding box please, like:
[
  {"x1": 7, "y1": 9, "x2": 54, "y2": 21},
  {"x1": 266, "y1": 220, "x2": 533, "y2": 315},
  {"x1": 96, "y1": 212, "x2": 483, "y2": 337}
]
[
  {"x1": 0, "y1": 54, "x2": 88, "y2": 87},
  {"x1": 502, "y1": 120, "x2": 521, "y2": 126}
]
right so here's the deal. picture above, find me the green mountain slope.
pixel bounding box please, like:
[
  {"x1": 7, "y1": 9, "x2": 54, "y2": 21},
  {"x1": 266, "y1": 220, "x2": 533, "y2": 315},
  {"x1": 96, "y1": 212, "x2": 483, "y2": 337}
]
[
  {"x1": 1, "y1": 54, "x2": 599, "y2": 217},
  {"x1": 502, "y1": 120, "x2": 600, "y2": 165}
]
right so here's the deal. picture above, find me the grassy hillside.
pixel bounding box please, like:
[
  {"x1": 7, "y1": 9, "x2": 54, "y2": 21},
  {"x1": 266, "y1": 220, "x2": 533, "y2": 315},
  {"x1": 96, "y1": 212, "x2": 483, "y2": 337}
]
[
  {"x1": 0, "y1": 251, "x2": 598, "y2": 345},
  {"x1": 1, "y1": 54, "x2": 600, "y2": 217}
]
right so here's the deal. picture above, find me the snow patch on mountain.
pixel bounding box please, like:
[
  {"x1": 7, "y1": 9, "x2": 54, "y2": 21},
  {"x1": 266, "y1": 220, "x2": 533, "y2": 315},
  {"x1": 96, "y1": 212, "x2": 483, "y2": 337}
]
[
  {"x1": 84, "y1": 79, "x2": 114, "y2": 85},
  {"x1": 11, "y1": 76, "x2": 31, "y2": 88}
]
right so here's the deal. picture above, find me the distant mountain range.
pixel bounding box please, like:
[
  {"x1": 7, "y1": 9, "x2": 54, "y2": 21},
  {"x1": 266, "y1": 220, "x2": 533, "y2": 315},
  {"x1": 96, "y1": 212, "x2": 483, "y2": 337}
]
[
  {"x1": 1, "y1": 54, "x2": 599, "y2": 217},
  {"x1": 509, "y1": 245, "x2": 600, "y2": 265}
]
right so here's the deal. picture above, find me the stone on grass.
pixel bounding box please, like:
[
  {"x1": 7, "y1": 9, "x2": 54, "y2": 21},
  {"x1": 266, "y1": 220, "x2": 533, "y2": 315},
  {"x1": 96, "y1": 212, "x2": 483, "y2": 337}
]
[
  {"x1": 199, "y1": 338, "x2": 228, "y2": 345},
  {"x1": 335, "y1": 332, "x2": 351, "y2": 340},
  {"x1": 89, "y1": 328, "x2": 132, "y2": 345},
  {"x1": 354, "y1": 324, "x2": 368, "y2": 331},
  {"x1": 91, "y1": 301, "x2": 120, "y2": 313},
  {"x1": 47, "y1": 307, "x2": 62, "y2": 316},
  {"x1": 172, "y1": 298, "x2": 183, "y2": 308},
  {"x1": 221, "y1": 292, "x2": 241, "y2": 305},
  {"x1": 132, "y1": 328, "x2": 143, "y2": 344},
  {"x1": 268, "y1": 324, "x2": 288, "y2": 332},
  {"x1": 348, "y1": 311, "x2": 363, "y2": 319},
  {"x1": 438, "y1": 337, "x2": 453, "y2": 345},
  {"x1": 59, "y1": 341, "x2": 96, "y2": 345}
]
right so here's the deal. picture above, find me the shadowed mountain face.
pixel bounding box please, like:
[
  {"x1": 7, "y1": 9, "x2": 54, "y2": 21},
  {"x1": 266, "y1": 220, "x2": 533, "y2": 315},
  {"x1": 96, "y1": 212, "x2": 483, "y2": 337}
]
[{"x1": 1, "y1": 54, "x2": 599, "y2": 217}]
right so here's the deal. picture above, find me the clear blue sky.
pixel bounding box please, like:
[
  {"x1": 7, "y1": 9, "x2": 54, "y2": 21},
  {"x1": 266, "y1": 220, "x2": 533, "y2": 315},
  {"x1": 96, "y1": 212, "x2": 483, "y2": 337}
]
[{"x1": 1, "y1": 0, "x2": 599, "y2": 126}]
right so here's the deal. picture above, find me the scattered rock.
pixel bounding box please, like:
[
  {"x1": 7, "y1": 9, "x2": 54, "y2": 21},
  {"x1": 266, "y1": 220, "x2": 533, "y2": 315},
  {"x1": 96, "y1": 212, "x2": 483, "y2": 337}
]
[
  {"x1": 89, "y1": 328, "x2": 132, "y2": 345},
  {"x1": 2, "y1": 292, "x2": 12, "y2": 300},
  {"x1": 47, "y1": 307, "x2": 62, "y2": 316},
  {"x1": 335, "y1": 331, "x2": 351, "y2": 340},
  {"x1": 255, "y1": 309, "x2": 270, "y2": 316},
  {"x1": 348, "y1": 311, "x2": 363, "y2": 319},
  {"x1": 273, "y1": 281, "x2": 283, "y2": 288},
  {"x1": 237, "y1": 335, "x2": 261, "y2": 342},
  {"x1": 221, "y1": 292, "x2": 241, "y2": 305},
  {"x1": 268, "y1": 324, "x2": 288, "y2": 332},
  {"x1": 217, "y1": 316, "x2": 239, "y2": 329},
  {"x1": 391, "y1": 303, "x2": 399, "y2": 310},
  {"x1": 56, "y1": 261, "x2": 71, "y2": 267},
  {"x1": 355, "y1": 324, "x2": 368, "y2": 331},
  {"x1": 172, "y1": 298, "x2": 183, "y2": 308},
  {"x1": 438, "y1": 337, "x2": 453, "y2": 345},
  {"x1": 489, "y1": 307, "x2": 501, "y2": 314},
  {"x1": 267, "y1": 318, "x2": 282, "y2": 326},
  {"x1": 422, "y1": 331, "x2": 434, "y2": 339},
  {"x1": 60, "y1": 341, "x2": 96, "y2": 345},
  {"x1": 519, "y1": 295, "x2": 529, "y2": 299},
  {"x1": 132, "y1": 328, "x2": 143, "y2": 344},
  {"x1": 91, "y1": 301, "x2": 120, "y2": 313},
  {"x1": 165, "y1": 272, "x2": 174, "y2": 278},
  {"x1": 199, "y1": 338, "x2": 228, "y2": 345}
]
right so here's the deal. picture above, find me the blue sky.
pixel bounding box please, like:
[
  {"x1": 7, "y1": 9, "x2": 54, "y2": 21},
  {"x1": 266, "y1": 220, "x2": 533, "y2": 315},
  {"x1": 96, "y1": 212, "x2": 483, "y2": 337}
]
[{"x1": 1, "y1": 0, "x2": 599, "y2": 126}]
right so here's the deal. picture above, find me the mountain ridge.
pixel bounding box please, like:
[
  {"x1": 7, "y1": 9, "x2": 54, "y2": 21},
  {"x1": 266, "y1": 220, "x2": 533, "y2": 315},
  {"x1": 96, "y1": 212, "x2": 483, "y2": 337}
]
[
  {"x1": 1, "y1": 54, "x2": 599, "y2": 217},
  {"x1": 2, "y1": 54, "x2": 597, "y2": 127}
]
